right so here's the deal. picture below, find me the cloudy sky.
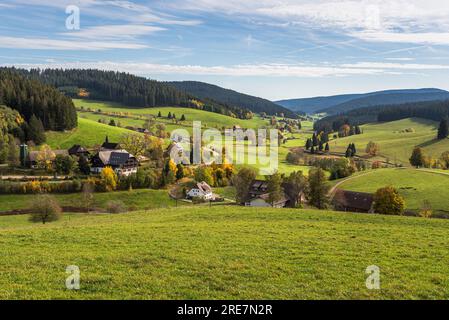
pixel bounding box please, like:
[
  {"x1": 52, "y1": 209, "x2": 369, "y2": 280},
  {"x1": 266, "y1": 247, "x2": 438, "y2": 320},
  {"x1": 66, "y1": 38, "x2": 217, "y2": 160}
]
[{"x1": 1, "y1": 0, "x2": 449, "y2": 100}]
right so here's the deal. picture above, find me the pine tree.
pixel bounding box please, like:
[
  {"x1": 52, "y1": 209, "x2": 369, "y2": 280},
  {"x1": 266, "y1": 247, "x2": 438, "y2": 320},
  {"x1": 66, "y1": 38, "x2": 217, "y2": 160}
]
[
  {"x1": 310, "y1": 146, "x2": 315, "y2": 154},
  {"x1": 325, "y1": 143, "x2": 330, "y2": 152},
  {"x1": 28, "y1": 115, "x2": 46, "y2": 145},
  {"x1": 266, "y1": 173, "x2": 283, "y2": 206},
  {"x1": 409, "y1": 147, "x2": 425, "y2": 168},
  {"x1": 305, "y1": 138, "x2": 312, "y2": 150},
  {"x1": 351, "y1": 143, "x2": 357, "y2": 156},
  {"x1": 437, "y1": 118, "x2": 449, "y2": 140},
  {"x1": 319, "y1": 141, "x2": 324, "y2": 152},
  {"x1": 312, "y1": 133, "x2": 319, "y2": 147},
  {"x1": 168, "y1": 112, "x2": 172, "y2": 119},
  {"x1": 158, "y1": 111, "x2": 162, "y2": 118},
  {"x1": 180, "y1": 114, "x2": 186, "y2": 121}
]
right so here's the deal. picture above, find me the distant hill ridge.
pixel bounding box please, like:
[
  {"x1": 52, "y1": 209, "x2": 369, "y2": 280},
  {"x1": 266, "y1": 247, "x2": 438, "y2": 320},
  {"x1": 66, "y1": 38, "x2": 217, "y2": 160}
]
[
  {"x1": 276, "y1": 88, "x2": 449, "y2": 114},
  {"x1": 168, "y1": 81, "x2": 298, "y2": 118}
]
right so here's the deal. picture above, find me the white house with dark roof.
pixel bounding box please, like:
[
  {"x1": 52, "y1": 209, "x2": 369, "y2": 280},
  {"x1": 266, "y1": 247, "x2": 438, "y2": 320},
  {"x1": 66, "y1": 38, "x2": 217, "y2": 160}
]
[{"x1": 186, "y1": 181, "x2": 214, "y2": 200}]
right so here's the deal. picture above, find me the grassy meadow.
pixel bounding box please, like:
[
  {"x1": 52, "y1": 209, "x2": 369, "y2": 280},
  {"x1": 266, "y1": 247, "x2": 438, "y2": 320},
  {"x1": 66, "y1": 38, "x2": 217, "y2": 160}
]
[
  {"x1": 73, "y1": 99, "x2": 269, "y2": 131},
  {"x1": 337, "y1": 168, "x2": 449, "y2": 214},
  {"x1": 46, "y1": 117, "x2": 134, "y2": 149},
  {"x1": 329, "y1": 118, "x2": 449, "y2": 166},
  {"x1": 1, "y1": 206, "x2": 449, "y2": 299}
]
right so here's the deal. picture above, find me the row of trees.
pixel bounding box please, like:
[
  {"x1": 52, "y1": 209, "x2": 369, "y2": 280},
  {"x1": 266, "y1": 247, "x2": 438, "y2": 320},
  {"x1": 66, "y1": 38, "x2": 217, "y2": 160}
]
[{"x1": 409, "y1": 147, "x2": 449, "y2": 169}]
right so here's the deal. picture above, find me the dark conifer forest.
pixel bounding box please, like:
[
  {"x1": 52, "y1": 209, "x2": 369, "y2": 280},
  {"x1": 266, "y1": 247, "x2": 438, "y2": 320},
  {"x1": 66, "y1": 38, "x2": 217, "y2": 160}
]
[{"x1": 0, "y1": 68, "x2": 77, "y2": 131}]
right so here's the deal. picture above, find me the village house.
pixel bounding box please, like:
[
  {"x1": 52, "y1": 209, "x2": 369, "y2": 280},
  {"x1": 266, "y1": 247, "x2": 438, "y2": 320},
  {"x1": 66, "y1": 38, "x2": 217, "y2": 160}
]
[
  {"x1": 68, "y1": 145, "x2": 90, "y2": 158},
  {"x1": 101, "y1": 136, "x2": 120, "y2": 151},
  {"x1": 186, "y1": 181, "x2": 214, "y2": 200},
  {"x1": 244, "y1": 180, "x2": 303, "y2": 208},
  {"x1": 332, "y1": 189, "x2": 375, "y2": 213},
  {"x1": 90, "y1": 149, "x2": 139, "y2": 176}
]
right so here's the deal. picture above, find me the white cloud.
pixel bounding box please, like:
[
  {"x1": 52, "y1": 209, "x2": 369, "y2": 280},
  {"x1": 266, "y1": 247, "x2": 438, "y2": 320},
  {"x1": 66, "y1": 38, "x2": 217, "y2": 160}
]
[
  {"x1": 174, "y1": 0, "x2": 449, "y2": 45},
  {"x1": 0, "y1": 61, "x2": 398, "y2": 77},
  {"x1": 341, "y1": 62, "x2": 449, "y2": 70},
  {"x1": 61, "y1": 25, "x2": 165, "y2": 40},
  {"x1": 0, "y1": 36, "x2": 148, "y2": 50}
]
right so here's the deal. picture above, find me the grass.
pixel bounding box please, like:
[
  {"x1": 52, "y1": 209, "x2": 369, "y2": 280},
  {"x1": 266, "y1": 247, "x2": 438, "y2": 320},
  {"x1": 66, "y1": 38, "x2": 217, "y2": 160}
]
[
  {"x1": 46, "y1": 117, "x2": 134, "y2": 149},
  {"x1": 329, "y1": 118, "x2": 449, "y2": 166},
  {"x1": 337, "y1": 168, "x2": 449, "y2": 214},
  {"x1": 1, "y1": 206, "x2": 449, "y2": 299},
  {"x1": 73, "y1": 99, "x2": 269, "y2": 131}
]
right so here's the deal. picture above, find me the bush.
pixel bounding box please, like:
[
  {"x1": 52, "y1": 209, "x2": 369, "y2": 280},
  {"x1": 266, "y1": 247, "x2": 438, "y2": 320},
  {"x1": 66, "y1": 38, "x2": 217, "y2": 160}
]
[
  {"x1": 29, "y1": 194, "x2": 62, "y2": 224},
  {"x1": 192, "y1": 196, "x2": 207, "y2": 204},
  {"x1": 105, "y1": 200, "x2": 126, "y2": 213},
  {"x1": 373, "y1": 186, "x2": 405, "y2": 215}
]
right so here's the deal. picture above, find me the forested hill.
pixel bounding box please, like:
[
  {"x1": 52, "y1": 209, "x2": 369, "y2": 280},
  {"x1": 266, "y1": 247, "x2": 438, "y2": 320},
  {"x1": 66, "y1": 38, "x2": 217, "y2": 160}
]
[
  {"x1": 0, "y1": 69, "x2": 77, "y2": 131},
  {"x1": 168, "y1": 81, "x2": 298, "y2": 118},
  {"x1": 277, "y1": 88, "x2": 449, "y2": 114},
  {"x1": 314, "y1": 99, "x2": 449, "y2": 133},
  {"x1": 11, "y1": 68, "x2": 253, "y2": 119}
]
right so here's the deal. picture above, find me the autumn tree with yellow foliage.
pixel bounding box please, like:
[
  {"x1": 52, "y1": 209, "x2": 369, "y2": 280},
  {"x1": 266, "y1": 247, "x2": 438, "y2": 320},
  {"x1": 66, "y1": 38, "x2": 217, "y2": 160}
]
[{"x1": 100, "y1": 166, "x2": 118, "y2": 192}]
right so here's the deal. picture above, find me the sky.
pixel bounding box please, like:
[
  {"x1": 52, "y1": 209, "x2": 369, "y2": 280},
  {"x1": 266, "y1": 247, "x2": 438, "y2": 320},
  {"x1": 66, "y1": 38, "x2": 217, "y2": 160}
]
[{"x1": 1, "y1": 0, "x2": 449, "y2": 100}]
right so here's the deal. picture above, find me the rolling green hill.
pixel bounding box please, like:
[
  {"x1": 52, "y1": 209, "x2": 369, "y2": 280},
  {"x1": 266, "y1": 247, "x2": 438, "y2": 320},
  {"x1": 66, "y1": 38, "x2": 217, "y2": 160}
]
[
  {"x1": 73, "y1": 99, "x2": 269, "y2": 131},
  {"x1": 46, "y1": 117, "x2": 133, "y2": 149},
  {"x1": 329, "y1": 118, "x2": 449, "y2": 165},
  {"x1": 1, "y1": 206, "x2": 449, "y2": 299},
  {"x1": 337, "y1": 168, "x2": 449, "y2": 214}
]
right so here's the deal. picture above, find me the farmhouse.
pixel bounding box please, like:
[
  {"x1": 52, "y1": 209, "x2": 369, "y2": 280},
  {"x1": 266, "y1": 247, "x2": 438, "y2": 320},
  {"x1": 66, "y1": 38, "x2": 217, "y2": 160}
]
[
  {"x1": 90, "y1": 149, "x2": 138, "y2": 176},
  {"x1": 68, "y1": 145, "x2": 90, "y2": 158},
  {"x1": 332, "y1": 189, "x2": 374, "y2": 213},
  {"x1": 186, "y1": 181, "x2": 213, "y2": 200},
  {"x1": 244, "y1": 180, "x2": 305, "y2": 208}
]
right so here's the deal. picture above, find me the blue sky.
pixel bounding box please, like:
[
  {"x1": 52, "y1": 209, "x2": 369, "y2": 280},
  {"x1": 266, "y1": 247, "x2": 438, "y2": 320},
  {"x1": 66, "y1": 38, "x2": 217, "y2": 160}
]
[{"x1": 1, "y1": 0, "x2": 449, "y2": 100}]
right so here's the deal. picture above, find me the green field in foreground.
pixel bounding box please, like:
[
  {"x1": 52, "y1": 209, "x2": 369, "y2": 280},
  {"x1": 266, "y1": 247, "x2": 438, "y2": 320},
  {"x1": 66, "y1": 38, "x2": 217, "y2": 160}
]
[
  {"x1": 338, "y1": 168, "x2": 449, "y2": 214},
  {"x1": 1, "y1": 206, "x2": 449, "y2": 299},
  {"x1": 330, "y1": 118, "x2": 449, "y2": 166},
  {"x1": 46, "y1": 117, "x2": 134, "y2": 149}
]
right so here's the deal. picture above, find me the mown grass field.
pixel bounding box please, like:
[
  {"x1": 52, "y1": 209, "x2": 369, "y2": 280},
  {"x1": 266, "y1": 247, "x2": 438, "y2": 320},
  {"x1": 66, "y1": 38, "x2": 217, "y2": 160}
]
[
  {"x1": 46, "y1": 117, "x2": 134, "y2": 149},
  {"x1": 337, "y1": 168, "x2": 449, "y2": 214},
  {"x1": 330, "y1": 118, "x2": 449, "y2": 166},
  {"x1": 1, "y1": 206, "x2": 449, "y2": 299}
]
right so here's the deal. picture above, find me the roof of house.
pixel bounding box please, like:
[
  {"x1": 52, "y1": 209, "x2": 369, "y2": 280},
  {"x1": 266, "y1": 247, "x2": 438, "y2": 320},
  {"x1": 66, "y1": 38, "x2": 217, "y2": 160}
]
[
  {"x1": 250, "y1": 193, "x2": 288, "y2": 206},
  {"x1": 68, "y1": 145, "x2": 89, "y2": 154},
  {"x1": 196, "y1": 181, "x2": 212, "y2": 194},
  {"x1": 28, "y1": 150, "x2": 68, "y2": 162},
  {"x1": 332, "y1": 189, "x2": 374, "y2": 211},
  {"x1": 101, "y1": 142, "x2": 120, "y2": 150},
  {"x1": 249, "y1": 180, "x2": 269, "y2": 195},
  {"x1": 96, "y1": 150, "x2": 136, "y2": 166}
]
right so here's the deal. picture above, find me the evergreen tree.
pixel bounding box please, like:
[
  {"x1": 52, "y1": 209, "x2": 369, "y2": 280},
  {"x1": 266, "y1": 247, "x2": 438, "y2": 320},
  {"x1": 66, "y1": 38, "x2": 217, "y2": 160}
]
[
  {"x1": 312, "y1": 133, "x2": 319, "y2": 147},
  {"x1": 28, "y1": 115, "x2": 46, "y2": 145},
  {"x1": 266, "y1": 173, "x2": 283, "y2": 206},
  {"x1": 305, "y1": 138, "x2": 312, "y2": 150},
  {"x1": 319, "y1": 141, "x2": 324, "y2": 152},
  {"x1": 310, "y1": 146, "x2": 315, "y2": 154},
  {"x1": 157, "y1": 111, "x2": 162, "y2": 118},
  {"x1": 437, "y1": 118, "x2": 449, "y2": 140},
  {"x1": 78, "y1": 155, "x2": 91, "y2": 175},
  {"x1": 355, "y1": 125, "x2": 362, "y2": 135},
  {"x1": 180, "y1": 114, "x2": 186, "y2": 121},
  {"x1": 109, "y1": 119, "x2": 116, "y2": 126},
  {"x1": 351, "y1": 143, "x2": 357, "y2": 156},
  {"x1": 176, "y1": 163, "x2": 184, "y2": 180},
  {"x1": 345, "y1": 146, "x2": 352, "y2": 158},
  {"x1": 409, "y1": 147, "x2": 425, "y2": 167},
  {"x1": 325, "y1": 143, "x2": 330, "y2": 152},
  {"x1": 307, "y1": 168, "x2": 330, "y2": 209},
  {"x1": 167, "y1": 112, "x2": 172, "y2": 119}
]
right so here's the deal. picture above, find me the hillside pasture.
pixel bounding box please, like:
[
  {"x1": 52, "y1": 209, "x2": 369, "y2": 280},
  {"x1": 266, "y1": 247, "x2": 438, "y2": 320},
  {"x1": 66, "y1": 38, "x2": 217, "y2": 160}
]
[
  {"x1": 1, "y1": 206, "x2": 449, "y2": 299},
  {"x1": 46, "y1": 117, "x2": 134, "y2": 149},
  {"x1": 337, "y1": 168, "x2": 449, "y2": 215},
  {"x1": 329, "y1": 118, "x2": 449, "y2": 166}
]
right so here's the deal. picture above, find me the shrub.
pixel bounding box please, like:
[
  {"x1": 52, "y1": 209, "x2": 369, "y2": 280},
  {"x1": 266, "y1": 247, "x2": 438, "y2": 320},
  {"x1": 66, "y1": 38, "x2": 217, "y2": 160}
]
[
  {"x1": 29, "y1": 194, "x2": 62, "y2": 224},
  {"x1": 105, "y1": 200, "x2": 126, "y2": 213},
  {"x1": 373, "y1": 186, "x2": 405, "y2": 215}
]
